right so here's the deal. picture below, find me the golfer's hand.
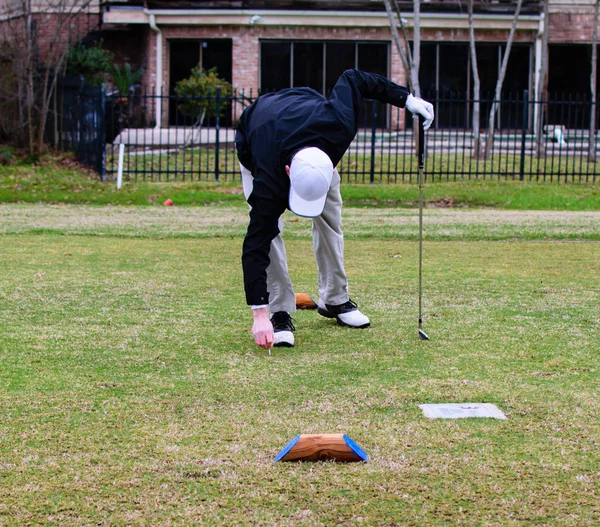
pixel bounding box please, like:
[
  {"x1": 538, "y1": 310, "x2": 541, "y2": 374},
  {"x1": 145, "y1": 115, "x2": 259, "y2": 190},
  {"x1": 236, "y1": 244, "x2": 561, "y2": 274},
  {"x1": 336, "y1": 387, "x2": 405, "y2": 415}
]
[
  {"x1": 406, "y1": 94, "x2": 435, "y2": 130},
  {"x1": 252, "y1": 307, "x2": 274, "y2": 350}
]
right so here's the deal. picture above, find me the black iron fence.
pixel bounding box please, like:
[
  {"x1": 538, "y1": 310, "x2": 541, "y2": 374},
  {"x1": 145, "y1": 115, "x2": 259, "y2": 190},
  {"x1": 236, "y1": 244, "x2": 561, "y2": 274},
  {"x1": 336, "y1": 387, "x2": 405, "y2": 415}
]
[
  {"x1": 59, "y1": 86, "x2": 600, "y2": 184},
  {"x1": 59, "y1": 78, "x2": 107, "y2": 176}
]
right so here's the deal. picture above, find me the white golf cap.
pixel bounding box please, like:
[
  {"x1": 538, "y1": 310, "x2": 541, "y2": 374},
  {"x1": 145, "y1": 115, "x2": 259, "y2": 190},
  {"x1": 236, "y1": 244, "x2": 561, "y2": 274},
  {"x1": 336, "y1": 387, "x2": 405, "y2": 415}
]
[{"x1": 288, "y1": 147, "x2": 333, "y2": 217}]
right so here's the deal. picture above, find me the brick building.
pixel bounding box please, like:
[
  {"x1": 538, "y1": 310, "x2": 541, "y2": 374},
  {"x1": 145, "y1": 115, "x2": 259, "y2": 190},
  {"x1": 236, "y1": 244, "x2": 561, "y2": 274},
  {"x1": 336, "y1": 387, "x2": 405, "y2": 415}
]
[
  {"x1": 94, "y1": 0, "x2": 598, "y2": 129},
  {"x1": 2, "y1": 0, "x2": 598, "y2": 129}
]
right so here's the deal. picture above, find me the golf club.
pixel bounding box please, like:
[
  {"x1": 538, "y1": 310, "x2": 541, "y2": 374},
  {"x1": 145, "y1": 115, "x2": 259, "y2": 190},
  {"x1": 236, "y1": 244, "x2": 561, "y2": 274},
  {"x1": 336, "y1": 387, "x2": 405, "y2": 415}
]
[{"x1": 417, "y1": 115, "x2": 429, "y2": 341}]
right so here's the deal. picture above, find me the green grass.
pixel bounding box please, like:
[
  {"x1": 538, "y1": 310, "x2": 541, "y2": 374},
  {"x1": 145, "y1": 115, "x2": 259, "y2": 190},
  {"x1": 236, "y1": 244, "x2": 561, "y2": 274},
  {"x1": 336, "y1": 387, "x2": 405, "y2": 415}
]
[
  {"x1": 340, "y1": 180, "x2": 600, "y2": 210},
  {"x1": 0, "y1": 204, "x2": 599, "y2": 525},
  {"x1": 1, "y1": 205, "x2": 599, "y2": 241},
  {"x1": 1, "y1": 154, "x2": 599, "y2": 210}
]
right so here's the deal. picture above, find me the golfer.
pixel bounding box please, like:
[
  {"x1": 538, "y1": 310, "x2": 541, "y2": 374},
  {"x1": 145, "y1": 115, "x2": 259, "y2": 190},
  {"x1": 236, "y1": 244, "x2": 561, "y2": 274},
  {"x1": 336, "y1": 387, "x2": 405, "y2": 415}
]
[{"x1": 236, "y1": 69, "x2": 434, "y2": 350}]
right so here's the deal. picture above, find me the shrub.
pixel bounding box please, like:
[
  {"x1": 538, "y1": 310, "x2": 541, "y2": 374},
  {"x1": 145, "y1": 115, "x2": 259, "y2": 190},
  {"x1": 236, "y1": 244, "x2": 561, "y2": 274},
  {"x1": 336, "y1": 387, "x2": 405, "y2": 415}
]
[
  {"x1": 65, "y1": 42, "x2": 114, "y2": 86},
  {"x1": 0, "y1": 145, "x2": 16, "y2": 165},
  {"x1": 109, "y1": 63, "x2": 144, "y2": 96},
  {"x1": 174, "y1": 67, "x2": 233, "y2": 125}
]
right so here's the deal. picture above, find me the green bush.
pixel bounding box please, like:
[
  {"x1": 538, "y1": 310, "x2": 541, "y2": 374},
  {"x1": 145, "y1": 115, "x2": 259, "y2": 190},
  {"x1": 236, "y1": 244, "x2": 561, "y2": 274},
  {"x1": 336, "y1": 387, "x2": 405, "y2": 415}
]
[
  {"x1": 66, "y1": 42, "x2": 114, "y2": 86},
  {"x1": 109, "y1": 63, "x2": 144, "y2": 96},
  {"x1": 0, "y1": 145, "x2": 16, "y2": 165},
  {"x1": 174, "y1": 67, "x2": 233, "y2": 124}
]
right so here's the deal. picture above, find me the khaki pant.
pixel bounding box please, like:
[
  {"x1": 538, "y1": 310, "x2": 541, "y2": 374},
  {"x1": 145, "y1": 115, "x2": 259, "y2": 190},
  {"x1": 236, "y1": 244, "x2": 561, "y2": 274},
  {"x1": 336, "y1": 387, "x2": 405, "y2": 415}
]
[{"x1": 241, "y1": 164, "x2": 349, "y2": 314}]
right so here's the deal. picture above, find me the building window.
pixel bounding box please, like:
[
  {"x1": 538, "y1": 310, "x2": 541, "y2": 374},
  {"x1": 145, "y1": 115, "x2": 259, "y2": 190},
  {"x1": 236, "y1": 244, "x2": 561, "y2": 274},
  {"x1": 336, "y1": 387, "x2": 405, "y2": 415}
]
[
  {"x1": 168, "y1": 38, "x2": 232, "y2": 126},
  {"x1": 260, "y1": 40, "x2": 389, "y2": 127},
  {"x1": 293, "y1": 42, "x2": 325, "y2": 92},
  {"x1": 420, "y1": 42, "x2": 532, "y2": 129},
  {"x1": 549, "y1": 44, "x2": 600, "y2": 97},
  {"x1": 548, "y1": 44, "x2": 600, "y2": 129}
]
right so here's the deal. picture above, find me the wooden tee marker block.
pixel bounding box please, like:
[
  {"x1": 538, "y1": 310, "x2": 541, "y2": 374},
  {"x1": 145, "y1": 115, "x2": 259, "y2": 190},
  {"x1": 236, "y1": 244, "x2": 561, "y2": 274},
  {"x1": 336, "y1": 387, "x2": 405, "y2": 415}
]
[
  {"x1": 275, "y1": 434, "x2": 368, "y2": 463},
  {"x1": 295, "y1": 293, "x2": 318, "y2": 310}
]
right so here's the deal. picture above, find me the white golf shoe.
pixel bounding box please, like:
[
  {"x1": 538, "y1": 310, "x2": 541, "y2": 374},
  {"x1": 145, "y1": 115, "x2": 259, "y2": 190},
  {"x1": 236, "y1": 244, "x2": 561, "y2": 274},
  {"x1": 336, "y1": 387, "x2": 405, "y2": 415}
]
[
  {"x1": 271, "y1": 311, "x2": 295, "y2": 347},
  {"x1": 317, "y1": 299, "x2": 370, "y2": 329}
]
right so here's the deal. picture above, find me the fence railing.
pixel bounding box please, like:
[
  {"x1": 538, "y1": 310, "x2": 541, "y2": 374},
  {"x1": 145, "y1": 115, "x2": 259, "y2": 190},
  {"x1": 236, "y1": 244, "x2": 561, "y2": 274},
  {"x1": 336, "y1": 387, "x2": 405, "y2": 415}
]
[{"x1": 60, "y1": 87, "x2": 600, "y2": 184}]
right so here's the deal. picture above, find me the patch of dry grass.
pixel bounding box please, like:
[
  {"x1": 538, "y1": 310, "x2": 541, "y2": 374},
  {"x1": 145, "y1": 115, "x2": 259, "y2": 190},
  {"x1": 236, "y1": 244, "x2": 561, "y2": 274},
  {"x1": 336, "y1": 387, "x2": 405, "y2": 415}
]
[
  {"x1": 1, "y1": 203, "x2": 599, "y2": 240},
  {"x1": 0, "y1": 209, "x2": 599, "y2": 525}
]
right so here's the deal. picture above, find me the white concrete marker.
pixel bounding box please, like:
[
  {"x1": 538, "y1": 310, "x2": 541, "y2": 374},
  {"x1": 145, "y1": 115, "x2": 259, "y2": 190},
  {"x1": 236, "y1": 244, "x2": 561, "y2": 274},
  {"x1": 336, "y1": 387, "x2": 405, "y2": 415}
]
[
  {"x1": 116, "y1": 143, "x2": 125, "y2": 189},
  {"x1": 419, "y1": 403, "x2": 507, "y2": 420}
]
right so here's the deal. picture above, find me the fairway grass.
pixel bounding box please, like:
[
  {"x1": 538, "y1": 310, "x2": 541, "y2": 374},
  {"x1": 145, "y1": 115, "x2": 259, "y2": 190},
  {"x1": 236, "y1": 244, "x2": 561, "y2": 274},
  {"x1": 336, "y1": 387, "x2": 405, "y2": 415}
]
[
  {"x1": 0, "y1": 206, "x2": 599, "y2": 525},
  {"x1": 1, "y1": 203, "x2": 599, "y2": 241},
  {"x1": 1, "y1": 158, "x2": 599, "y2": 210}
]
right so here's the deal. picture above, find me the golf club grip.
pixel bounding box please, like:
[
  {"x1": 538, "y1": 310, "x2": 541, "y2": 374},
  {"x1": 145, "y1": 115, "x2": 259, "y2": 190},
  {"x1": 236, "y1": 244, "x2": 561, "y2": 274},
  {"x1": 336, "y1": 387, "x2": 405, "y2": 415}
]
[{"x1": 418, "y1": 115, "x2": 425, "y2": 170}]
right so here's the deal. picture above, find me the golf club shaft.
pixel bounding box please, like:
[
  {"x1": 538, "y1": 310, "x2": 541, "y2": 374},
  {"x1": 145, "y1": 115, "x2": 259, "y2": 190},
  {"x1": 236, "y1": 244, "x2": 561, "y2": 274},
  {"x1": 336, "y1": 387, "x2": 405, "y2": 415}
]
[{"x1": 417, "y1": 115, "x2": 425, "y2": 331}]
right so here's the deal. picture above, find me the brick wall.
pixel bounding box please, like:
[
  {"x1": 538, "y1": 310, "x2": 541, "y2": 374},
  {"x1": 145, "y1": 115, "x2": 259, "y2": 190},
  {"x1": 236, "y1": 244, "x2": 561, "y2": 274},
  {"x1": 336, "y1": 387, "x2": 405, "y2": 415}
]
[
  {"x1": 149, "y1": 24, "x2": 536, "y2": 95},
  {"x1": 548, "y1": 12, "x2": 598, "y2": 43},
  {"x1": 102, "y1": 26, "x2": 148, "y2": 72},
  {"x1": 0, "y1": 11, "x2": 100, "y2": 64},
  {"x1": 34, "y1": 12, "x2": 100, "y2": 63},
  {"x1": 137, "y1": 23, "x2": 535, "y2": 128}
]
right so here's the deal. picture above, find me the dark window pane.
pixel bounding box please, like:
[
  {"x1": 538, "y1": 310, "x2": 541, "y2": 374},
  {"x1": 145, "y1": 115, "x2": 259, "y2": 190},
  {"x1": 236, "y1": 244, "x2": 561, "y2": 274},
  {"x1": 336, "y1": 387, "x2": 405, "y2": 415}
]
[
  {"x1": 325, "y1": 42, "x2": 355, "y2": 93},
  {"x1": 202, "y1": 39, "x2": 233, "y2": 127},
  {"x1": 437, "y1": 43, "x2": 469, "y2": 128},
  {"x1": 548, "y1": 44, "x2": 594, "y2": 128},
  {"x1": 499, "y1": 44, "x2": 530, "y2": 129},
  {"x1": 169, "y1": 39, "x2": 233, "y2": 126},
  {"x1": 202, "y1": 39, "x2": 232, "y2": 83},
  {"x1": 357, "y1": 42, "x2": 388, "y2": 76},
  {"x1": 169, "y1": 40, "x2": 201, "y2": 126},
  {"x1": 475, "y1": 43, "x2": 500, "y2": 97},
  {"x1": 358, "y1": 43, "x2": 388, "y2": 128},
  {"x1": 473, "y1": 43, "x2": 500, "y2": 130},
  {"x1": 293, "y1": 42, "x2": 324, "y2": 92},
  {"x1": 548, "y1": 44, "x2": 591, "y2": 96},
  {"x1": 420, "y1": 43, "x2": 437, "y2": 99},
  {"x1": 501, "y1": 44, "x2": 530, "y2": 95},
  {"x1": 438, "y1": 43, "x2": 469, "y2": 95},
  {"x1": 169, "y1": 40, "x2": 200, "y2": 92},
  {"x1": 260, "y1": 41, "x2": 291, "y2": 93}
]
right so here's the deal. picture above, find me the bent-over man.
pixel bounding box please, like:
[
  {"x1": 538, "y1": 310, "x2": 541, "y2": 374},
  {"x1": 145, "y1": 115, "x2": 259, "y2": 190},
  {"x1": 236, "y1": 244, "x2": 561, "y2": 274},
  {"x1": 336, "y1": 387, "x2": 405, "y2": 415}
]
[{"x1": 235, "y1": 69, "x2": 434, "y2": 350}]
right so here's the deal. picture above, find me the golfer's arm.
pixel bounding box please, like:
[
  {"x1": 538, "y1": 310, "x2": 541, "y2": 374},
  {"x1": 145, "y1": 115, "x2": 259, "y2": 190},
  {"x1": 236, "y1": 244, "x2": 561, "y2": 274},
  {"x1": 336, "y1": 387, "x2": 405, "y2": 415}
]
[
  {"x1": 252, "y1": 306, "x2": 270, "y2": 324},
  {"x1": 332, "y1": 69, "x2": 410, "y2": 111},
  {"x1": 356, "y1": 69, "x2": 410, "y2": 107},
  {"x1": 242, "y1": 205, "x2": 281, "y2": 306}
]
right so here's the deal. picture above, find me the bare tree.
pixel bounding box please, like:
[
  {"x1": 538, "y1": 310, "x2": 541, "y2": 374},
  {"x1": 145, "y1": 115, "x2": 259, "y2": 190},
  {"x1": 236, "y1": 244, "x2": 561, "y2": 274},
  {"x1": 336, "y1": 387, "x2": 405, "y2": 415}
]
[
  {"x1": 0, "y1": 0, "x2": 96, "y2": 154},
  {"x1": 383, "y1": 0, "x2": 421, "y2": 96},
  {"x1": 535, "y1": 0, "x2": 550, "y2": 158},
  {"x1": 411, "y1": 0, "x2": 421, "y2": 98},
  {"x1": 468, "y1": 0, "x2": 482, "y2": 158},
  {"x1": 589, "y1": 0, "x2": 599, "y2": 162},
  {"x1": 484, "y1": 0, "x2": 524, "y2": 159}
]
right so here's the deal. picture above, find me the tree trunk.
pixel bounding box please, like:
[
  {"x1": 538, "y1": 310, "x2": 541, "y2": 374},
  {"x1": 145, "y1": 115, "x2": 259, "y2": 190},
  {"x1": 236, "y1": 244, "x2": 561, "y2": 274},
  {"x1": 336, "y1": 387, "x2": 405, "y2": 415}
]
[
  {"x1": 183, "y1": 107, "x2": 206, "y2": 149},
  {"x1": 535, "y1": 0, "x2": 550, "y2": 158},
  {"x1": 26, "y1": 10, "x2": 35, "y2": 154},
  {"x1": 383, "y1": 0, "x2": 413, "y2": 91},
  {"x1": 35, "y1": 0, "x2": 92, "y2": 154},
  {"x1": 468, "y1": 0, "x2": 481, "y2": 158},
  {"x1": 484, "y1": 0, "x2": 524, "y2": 159},
  {"x1": 589, "y1": 0, "x2": 599, "y2": 162},
  {"x1": 2, "y1": 0, "x2": 94, "y2": 155},
  {"x1": 411, "y1": 0, "x2": 421, "y2": 97}
]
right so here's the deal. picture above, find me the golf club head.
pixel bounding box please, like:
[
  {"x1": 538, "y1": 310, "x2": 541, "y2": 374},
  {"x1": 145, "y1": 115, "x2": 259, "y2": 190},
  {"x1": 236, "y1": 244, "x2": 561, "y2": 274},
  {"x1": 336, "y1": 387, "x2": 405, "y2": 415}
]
[{"x1": 418, "y1": 328, "x2": 430, "y2": 341}]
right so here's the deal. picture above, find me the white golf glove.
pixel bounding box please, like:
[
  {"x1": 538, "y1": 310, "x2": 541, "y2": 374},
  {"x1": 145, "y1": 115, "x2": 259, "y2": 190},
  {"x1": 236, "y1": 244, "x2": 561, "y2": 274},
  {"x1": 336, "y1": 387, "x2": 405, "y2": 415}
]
[{"x1": 405, "y1": 94, "x2": 435, "y2": 130}]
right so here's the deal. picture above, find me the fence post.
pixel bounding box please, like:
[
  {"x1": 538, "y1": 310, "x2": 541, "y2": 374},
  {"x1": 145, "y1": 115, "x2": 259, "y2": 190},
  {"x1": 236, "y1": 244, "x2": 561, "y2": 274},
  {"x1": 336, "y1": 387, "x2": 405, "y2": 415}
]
[
  {"x1": 99, "y1": 85, "x2": 107, "y2": 182},
  {"x1": 370, "y1": 100, "x2": 377, "y2": 184},
  {"x1": 215, "y1": 86, "x2": 221, "y2": 182},
  {"x1": 78, "y1": 84, "x2": 84, "y2": 161},
  {"x1": 519, "y1": 89, "x2": 529, "y2": 181}
]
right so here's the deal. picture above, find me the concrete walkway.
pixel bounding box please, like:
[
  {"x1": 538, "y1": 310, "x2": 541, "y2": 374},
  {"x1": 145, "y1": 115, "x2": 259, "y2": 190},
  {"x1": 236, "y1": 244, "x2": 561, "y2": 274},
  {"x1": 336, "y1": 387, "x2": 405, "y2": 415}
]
[{"x1": 113, "y1": 127, "x2": 236, "y2": 147}]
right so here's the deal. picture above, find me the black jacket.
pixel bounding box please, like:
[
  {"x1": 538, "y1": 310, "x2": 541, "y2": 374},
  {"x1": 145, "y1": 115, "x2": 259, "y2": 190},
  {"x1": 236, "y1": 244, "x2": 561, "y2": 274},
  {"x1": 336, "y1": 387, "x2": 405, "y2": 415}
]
[{"x1": 235, "y1": 69, "x2": 410, "y2": 306}]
